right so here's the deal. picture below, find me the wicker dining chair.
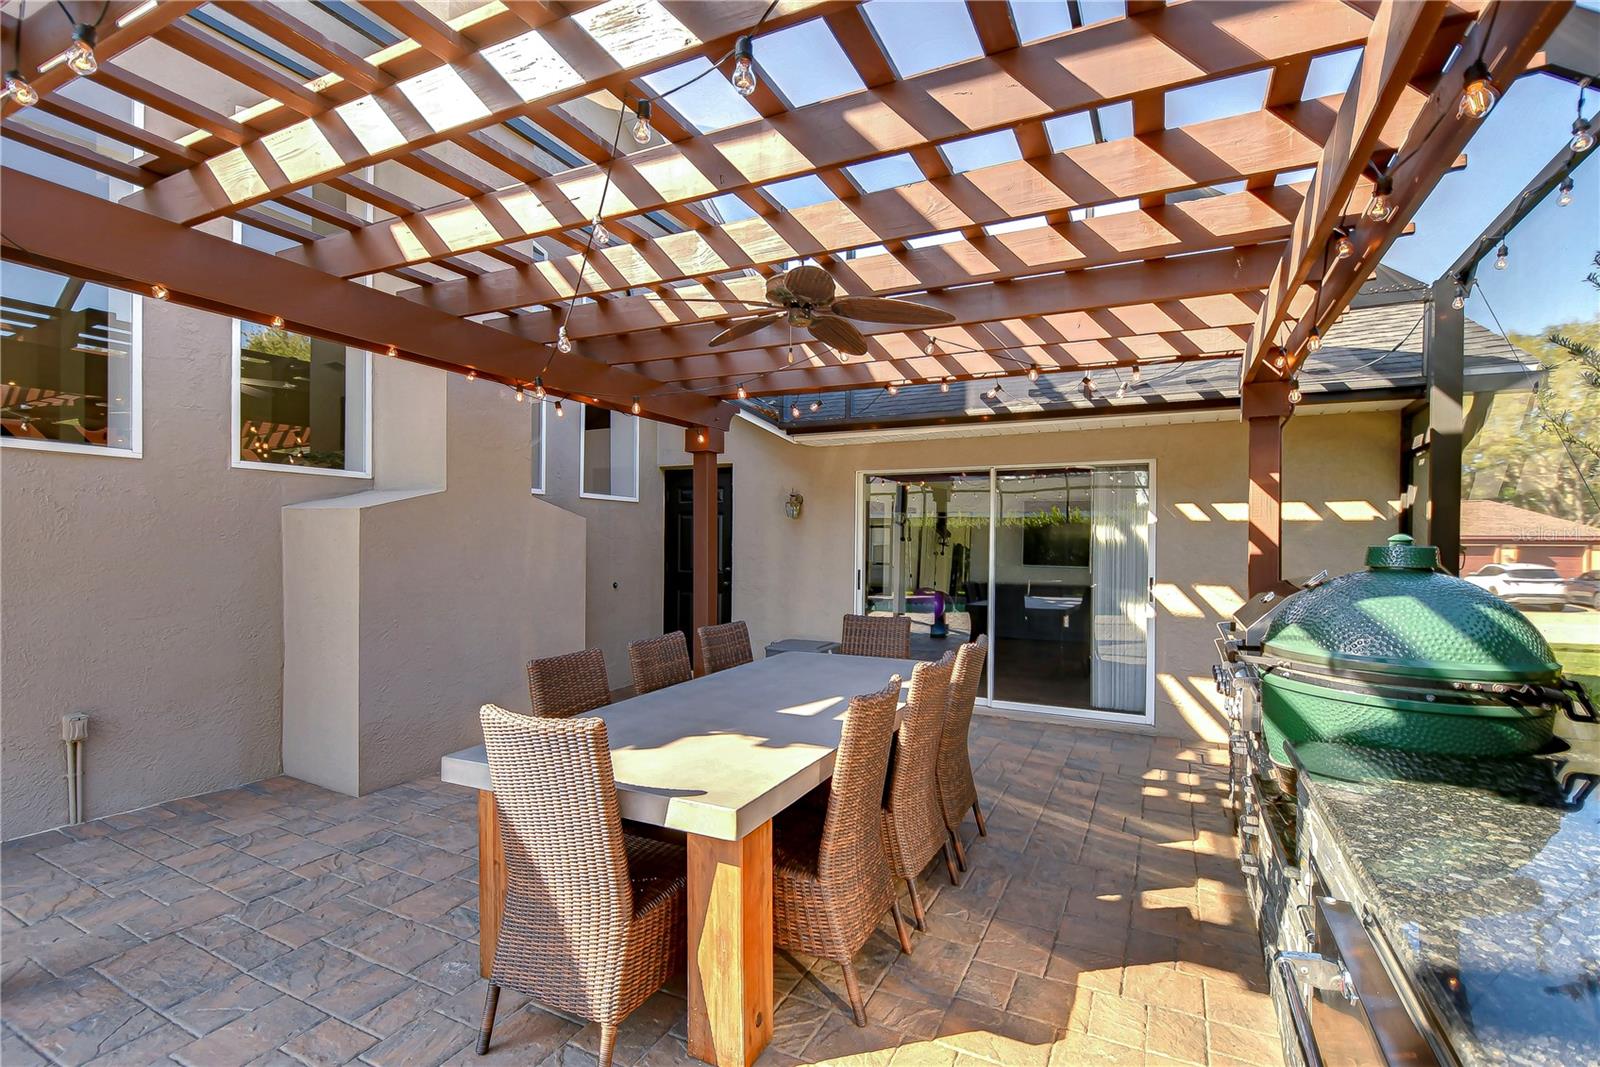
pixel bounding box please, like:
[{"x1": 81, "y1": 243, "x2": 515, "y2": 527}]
[
  {"x1": 937, "y1": 636, "x2": 990, "y2": 874},
  {"x1": 882, "y1": 652, "x2": 958, "y2": 928},
  {"x1": 527, "y1": 648, "x2": 612, "y2": 718},
  {"x1": 772, "y1": 676, "x2": 911, "y2": 1026},
  {"x1": 696, "y1": 620, "x2": 753, "y2": 674},
  {"x1": 840, "y1": 613, "x2": 912, "y2": 658},
  {"x1": 627, "y1": 631, "x2": 691, "y2": 695},
  {"x1": 477, "y1": 705, "x2": 686, "y2": 1067}
]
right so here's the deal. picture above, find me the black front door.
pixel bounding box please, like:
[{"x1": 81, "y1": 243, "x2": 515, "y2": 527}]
[{"x1": 663, "y1": 466, "x2": 733, "y2": 635}]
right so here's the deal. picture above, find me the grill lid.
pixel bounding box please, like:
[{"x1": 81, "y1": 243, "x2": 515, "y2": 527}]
[{"x1": 1263, "y1": 535, "x2": 1562, "y2": 684}]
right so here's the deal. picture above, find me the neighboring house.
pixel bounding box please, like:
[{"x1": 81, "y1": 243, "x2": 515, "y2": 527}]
[{"x1": 1461, "y1": 500, "x2": 1600, "y2": 578}]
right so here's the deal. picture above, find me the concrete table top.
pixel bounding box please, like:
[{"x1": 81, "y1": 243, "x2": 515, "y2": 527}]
[{"x1": 441, "y1": 652, "x2": 919, "y2": 840}]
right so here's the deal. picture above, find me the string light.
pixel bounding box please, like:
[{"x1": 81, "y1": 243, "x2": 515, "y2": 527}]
[
  {"x1": 985, "y1": 383, "x2": 1001, "y2": 400},
  {"x1": 886, "y1": 383, "x2": 899, "y2": 396},
  {"x1": 554, "y1": 399, "x2": 565, "y2": 417},
  {"x1": 924, "y1": 340, "x2": 940, "y2": 357},
  {"x1": 1573, "y1": 119, "x2": 1596, "y2": 154},
  {"x1": 631, "y1": 99, "x2": 653, "y2": 145},
  {"x1": 270, "y1": 315, "x2": 285, "y2": 328},
  {"x1": 736, "y1": 384, "x2": 748, "y2": 400},
  {"x1": 1558, "y1": 175, "x2": 1574, "y2": 207},
  {"x1": 533, "y1": 377, "x2": 546, "y2": 399},
  {"x1": 939, "y1": 380, "x2": 950, "y2": 393},
  {"x1": 1494, "y1": 243, "x2": 1508, "y2": 271},
  {"x1": 515, "y1": 386, "x2": 525, "y2": 403},
  {"x1": 1080, "y1": 374, "x2": 1094, "y2": 395},
  {"x1": 1307, "y1": 325, "x2": 1322, "y2": 353},
  {"x1": 2, "y1": 70, "x2": 38, "y2": 107},
  {"x1": 466, "y1": 369, "x2": 477, "y2": 381},
  {"x1": 1026, "y1": 365, "x2": 1040, "y2": 382},
  {"x1": 591, "y1": 219, "x2": 612, "y2": 247},
  {"x1": 631, "y1": 396, "x2": 642, "y2": 415},
  {"x1": 386, "y1": 344, "x2": 398, "y2": 357},
  {"x1": 1365, "y1": 173, "x2": 1395, "y2": 222},
  {"x1": 556, "y1": 325, "x2": 573, "y2": 353},
  {"x1": 1130, "y1": 364, "x2": 1142, "y2": 382},
  {"x1": 696, "y1": 430, "x2": 706, "y2": 444},
  {"x1": 730, "y1": 35, "x2": 758, "y2": 97},
  {"x1": 57, "y1": 25, "x2": 98, "y2": 77},
  {"x1": 150, "y1": 283, "x2": 169, "y2": 300},
  {"x1": 1451, "y1": 281, "x2": 1468, "y2": 310},
  {"x1": 1271, "y1": 349, "x2": 1287, "y2": 371},
  {"x1": 809, "y1": 397, "x2": 822, "y2": 413},
  {"x1": 790, "y1": 402, "x2": 801, "y2": 418},
  {"x1": 1331, "y1": 229, "x2": 1354, "y2": 260},
  {"x1": 1289, "y1": 384, "x2": 1303, "y2": 405},
  {"x1": 1456, "y1": 61, "x2": 1498, "y2": 120}
]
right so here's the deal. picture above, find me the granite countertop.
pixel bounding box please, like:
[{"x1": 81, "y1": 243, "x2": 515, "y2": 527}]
[{"x1": 1295, "y1": 735, "x2": 1600, "y2": 1067}]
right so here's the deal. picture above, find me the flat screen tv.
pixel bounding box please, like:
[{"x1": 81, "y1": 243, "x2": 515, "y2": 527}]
[{"x1": 1022, "y1": 505, "x2": 1089, "y2": 567}]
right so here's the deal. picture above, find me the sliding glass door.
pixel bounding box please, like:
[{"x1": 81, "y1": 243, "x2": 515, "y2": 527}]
[{"x1": 859, "y1": 464, "x2": 1151, "y2": 720}]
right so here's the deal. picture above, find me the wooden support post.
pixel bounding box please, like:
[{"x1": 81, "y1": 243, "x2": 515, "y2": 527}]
[
  {"x1": 1243, "y1": 383, "x2": 1294, "y2": 597},
  {"x1": 477, "y1": 789, "x2": 505, "y2": 979},
  {"x1": 686, "y1": 824, "x2": 774, "y2": 1067},
  {"x1": 685, "y1": 427, "x2": 725, "y2": 675},
  {"x1": 1426, "y1": 276, "x2": 1465, "y2": 574}
]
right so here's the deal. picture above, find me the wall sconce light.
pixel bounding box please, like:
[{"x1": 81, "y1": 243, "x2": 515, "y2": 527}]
[{"x1": 785, "y1": 490, "x2": 804, "y2": 520}]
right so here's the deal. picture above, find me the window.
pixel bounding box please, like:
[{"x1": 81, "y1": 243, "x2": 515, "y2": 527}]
[
  {"x1": 232, "y1": 222, "x2": 370, "y2": 476},
  {"x1": 1, "y1": 263, "x2": 140, "y2": 456},
  {"x1": 531, "y1": 398, "x2": 548, "y2": 494},
  {"x1": 579, "y1": 405, "x2": 639, "y2": 501}
]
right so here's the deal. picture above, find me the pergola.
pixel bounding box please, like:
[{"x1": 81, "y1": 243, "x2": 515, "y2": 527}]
[{"x1": 0, "y1": 4, "x2": 1589, "y2": 1062}]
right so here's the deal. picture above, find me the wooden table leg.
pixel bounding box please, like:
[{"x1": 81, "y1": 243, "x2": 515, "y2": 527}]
[
  {"x1": 686, "y1": 822, "x2": 773, "y2": 1067},
  {"x1": 477, "y1": 789, "x2": 505, "y2": 980}
]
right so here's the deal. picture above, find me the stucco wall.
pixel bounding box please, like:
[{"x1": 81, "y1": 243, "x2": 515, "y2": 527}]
[
  {"x1": 1, "y1": 301, "x2": 376, "y2": 839},
  {"x1": 659, "y1": 408, "x2": 1402, "y2": 742}
]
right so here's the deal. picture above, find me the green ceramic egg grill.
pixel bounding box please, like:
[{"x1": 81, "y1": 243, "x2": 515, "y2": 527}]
[{"x1": 1258, "y1": 535, "x2": 1595, "y2": 764}]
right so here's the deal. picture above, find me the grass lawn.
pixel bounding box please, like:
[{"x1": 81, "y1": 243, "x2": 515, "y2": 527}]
[{"x1": 1529, "y1": 609, "x2": 1600, "y2": 703}]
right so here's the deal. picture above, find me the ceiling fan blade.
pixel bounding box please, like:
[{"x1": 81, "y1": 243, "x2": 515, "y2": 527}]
[
  {"x1": 709, "y1": 313, "x2": 784, "y2": 346},
  {"x1": 778, "y1": 264, "x2": 836, "y2": 305},
  {"x1": 830, "y1": 296, "x2": 956, "y2": 325},
  {"x1": 808, "y1": 315, "x2": 869, "y2": 356}
]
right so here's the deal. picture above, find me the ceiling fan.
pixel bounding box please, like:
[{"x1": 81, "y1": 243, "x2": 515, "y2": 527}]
[{"x1": 707, "y1": 265, "x2": 955, "y2": 356}]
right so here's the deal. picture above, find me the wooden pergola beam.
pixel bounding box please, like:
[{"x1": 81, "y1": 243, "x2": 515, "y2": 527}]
[
  {"x1": 116, "y1": 1, "x2": 839, "y2": 225},
  {"x1": 272, "y1": 1, "x2": 1378, "y2": 278},
  {"x1": 403, "y1": 97, "x2": 1403, "y2": 314},
  {"x1": 1263, "y1": 0, "x2": 1572, "y2": 381},
  {"x1": 508, "y1": 245, "x2": 1286, "y2": 368},
  {"x1": 0, "y1": 167, "x2": 733, "y2": 429},
  {"x1": 1242, "y1": 0, "x2": 1450, "y2": 382},
  {"x1": 0, "y1": 1, "x2": 199, "y2": 119}
]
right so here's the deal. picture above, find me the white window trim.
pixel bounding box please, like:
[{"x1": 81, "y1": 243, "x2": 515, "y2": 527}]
[
  {"x1": 530, "y1": 398, "x2": 548, "y2": 495},
  {"x1": 3, "y1": 101, "x2": 147, "y2": 460},
  {"x1": 576, "y1": 403, "x2": 640, "y2": 502},
  {"x1": 229, "y1": 221, "x2": 372, "y2": 479}
]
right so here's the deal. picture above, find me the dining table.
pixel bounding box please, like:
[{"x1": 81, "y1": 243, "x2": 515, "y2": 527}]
[{"x1": 440, "y1": 651, "x2": 920, "y2": 1067}]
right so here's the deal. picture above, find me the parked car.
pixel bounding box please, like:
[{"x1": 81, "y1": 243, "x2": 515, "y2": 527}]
[
  {"x1": 1565, "y1": 570, "x2": 1600, "y2": 609},
  {"x1": 1465, "y1": 563, "x2": 1568, "y2": 609}
]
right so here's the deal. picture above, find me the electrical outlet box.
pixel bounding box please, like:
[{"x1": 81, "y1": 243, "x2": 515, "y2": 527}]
[{"x1": 61, "y1": 713, "x2": 89, "y2": 742}]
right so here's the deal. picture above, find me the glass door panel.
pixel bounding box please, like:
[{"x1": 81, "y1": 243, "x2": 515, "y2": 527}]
[
  {"x1": 992, "y1": 466, "x2": 1149, "y2": 714},
  {"x1": 863, "y1": 472, "x2": 990, "y2": 680}
]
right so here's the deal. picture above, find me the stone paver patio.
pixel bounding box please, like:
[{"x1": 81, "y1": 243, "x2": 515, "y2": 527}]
[{"x1": 2, "y1": 716, "x2": 1280, "y2": 1066}]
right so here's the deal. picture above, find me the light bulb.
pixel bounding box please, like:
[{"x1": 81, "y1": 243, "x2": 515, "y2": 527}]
[
  {"x1": 1117, "y1": 382, "x2": 1129, "y2": 398},
  {"x1": 1572, "y1": 119, "x2": 1595, "y2": 154},
  {"x1": 591, "y1": 219, "x2": 611, "y2": 247},
  {"x1": 1272, "y1": 350, "x2": 1287, "y2": 371},
  {"x1": 1494, "y1": 243, "x2": 1508, "y2": 270},
  {"x1": 151, "y1": 283, "x2": 169, "y2": 300},
  {"x1": 1332, "y1": 231, "x2": 1354, "y2": 260},
  {"x1": 554, "y1": 399, "x2": 565, "y2": 417},
  {"x1": 631, "y1": 99, "x2": 653, "y2": 145},
  {"x1": 1365, "y1": 178, "x2": 1394, "y2": 222},
  {"x1": 790, "y1": 403, "x2": 801, "y2": 418},
  {"x1": 1307, "y1": 326, "x2": 1322, "y2": 353},
  {"x1": 836, "y1": 350, "x2": 849, "y2": 363},
  {"x1": 515, "y1": 387, "x2": 525, "y2": 403},
  {"x1": 1457, "y1": 62, "x2": 1498, "y2": 120},
  {"x1": 1288, "y1": 385, "x2": 1303, "y2": 404},
  {"x1": 61, "y1": 26, "x2": 97, "y2": 77},
  {"x1": 1130, "y1": 364, "x2": 1141, "y2": 381},
  {"x1": 736, "y1": 384, "x2": 748, "y2": 400},
  {"x1": 696, "y1": 430, "x2": 706, "y2": 444},
  {"x1": 809, "y1": 398, "x2": 821, "y2": 413},
  {"x1": 1027, "y1": 365, "x2": 1040, "y2": 382},
  {"x1": 556, "y1": 325, "x2": 573, "y2": 353},
  {"x1": 270, "y1": 315, "x2": 285, "y2": 328},
  {"x1": 533, "y1": 378, "x2": 546, "y2": 399},
  {"x1": 386, "y1": 344, "x2": 398, "y2": 357},
  {"x1": 939, "y1": 380, "x2": 950, "y2": 393},
  {"x1": 1558, "y1": 176, "x2": 1574, "y2": 207},
  {"x1": 466, "y1": 369, "x2": 477, "y2": 381},
  {"x1": 631, "y1": 396, "x2": 641, "y2": 415},
  {"x1": 1080, "y1": 374, "x2": 1094, "y2": 394},
  {"x1": 985, "y1": 385, "x2": 998, "y2": 399},
  {"x1": 3, "y1": 70, "x2": 39, "y2": 107},
  {"x1": 924, "y1": 340, "x2": 939, "y2": 356},
  {"x1": 730, "y1": 36, "x2": 758, "y2": 97},
  {"x1": 886, "y1": 383, "x2": 899, "y2": 396},
  {"x1": 1451, "y1": 283, "x2": 1467, "y2": 311}
]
